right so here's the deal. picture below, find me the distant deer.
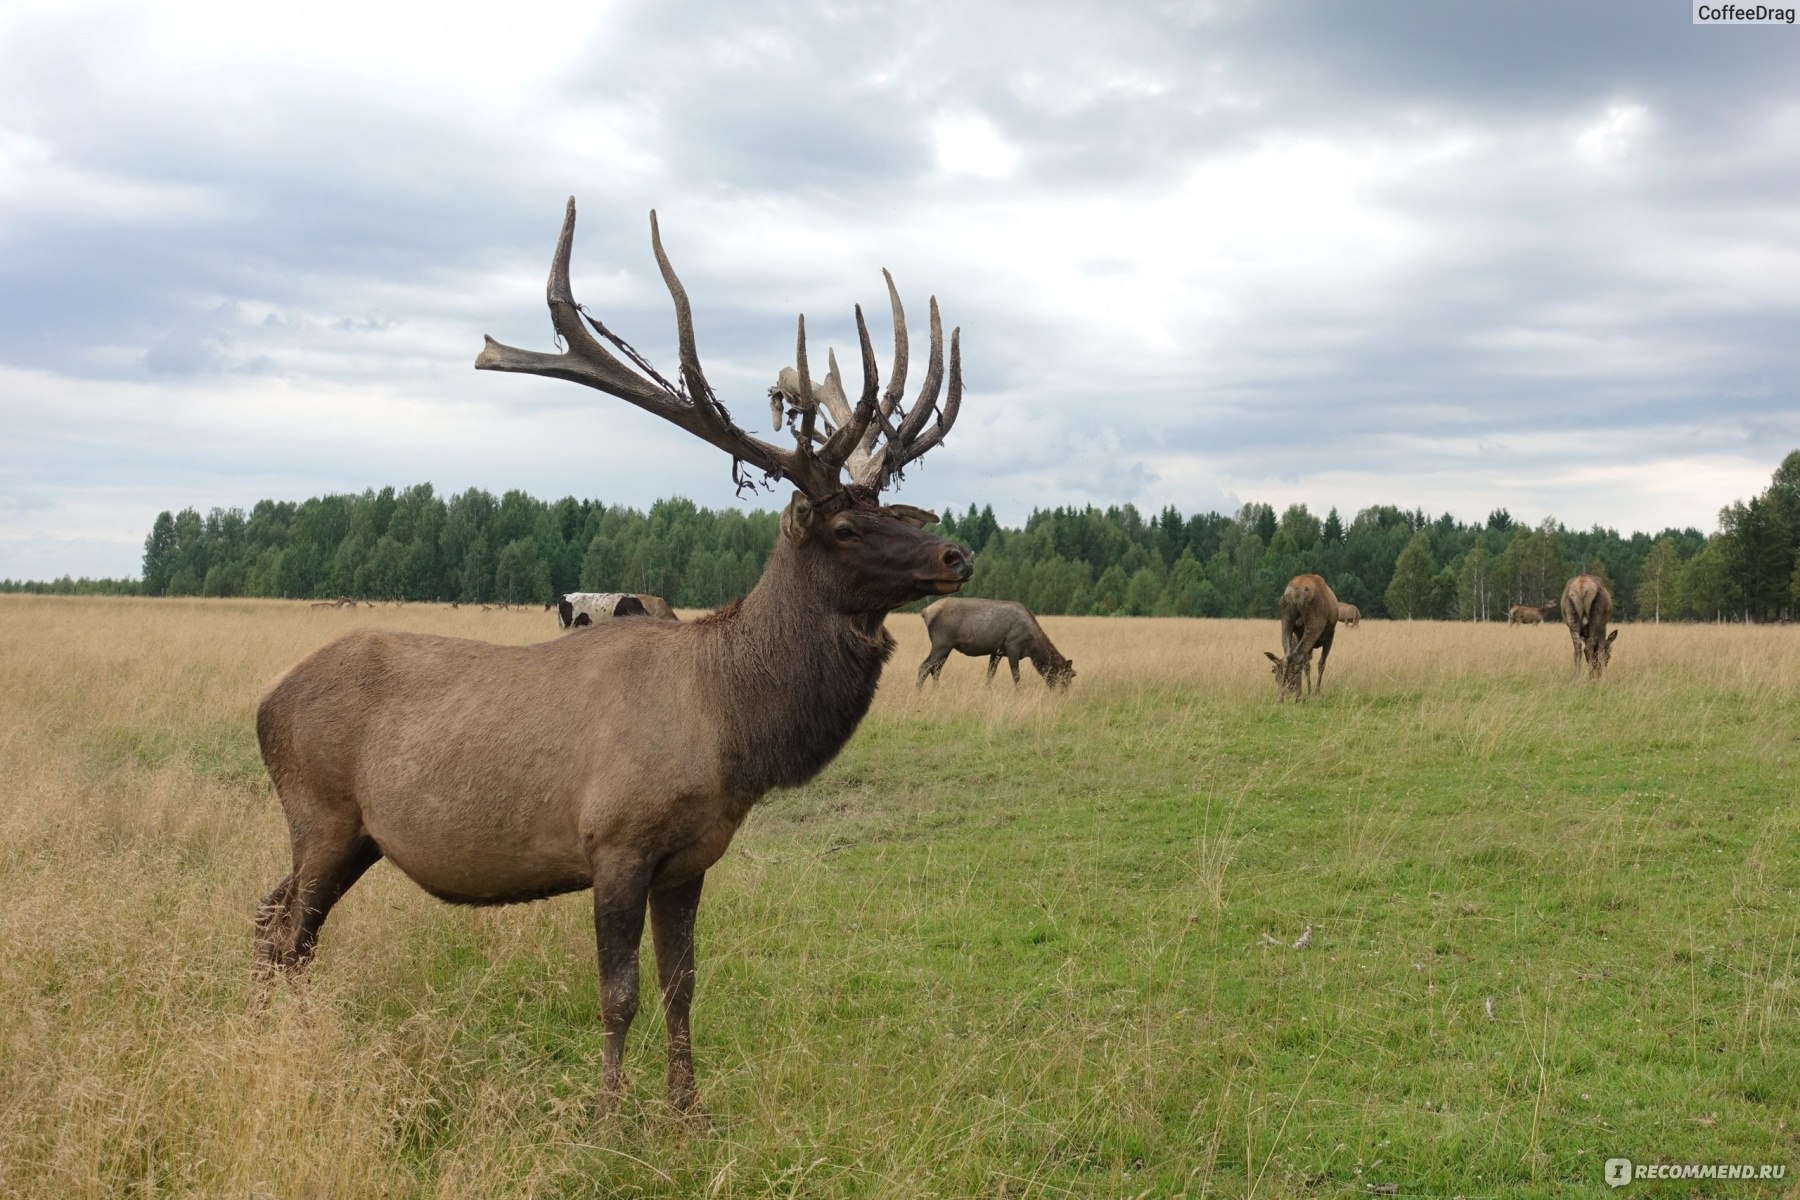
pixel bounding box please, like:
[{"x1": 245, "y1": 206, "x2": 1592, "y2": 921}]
[
  {"x1": 915, "y1": 597, "x2": 1075, "y2": 688},
  {"x1": 1264, "y1": 574, "x2": 1338, "y2": 701},
  {"x1": 1336, "y1": 602, "x2": 1361, "y2": 628},
  {"x1": 1559, "y1": 574, "x2": 1617, "y2": 679},
  {"x1": 1507, "y1": 601, "x2": 1558, "y2": 626},
  {"x1": 254, "y1": 199, "x2": 973, "y2": 1118}
]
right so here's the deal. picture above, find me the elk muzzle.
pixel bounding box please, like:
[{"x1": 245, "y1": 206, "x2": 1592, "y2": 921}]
[{"x1": 920, "y1": 544, "x2": 975, "y2": 595}]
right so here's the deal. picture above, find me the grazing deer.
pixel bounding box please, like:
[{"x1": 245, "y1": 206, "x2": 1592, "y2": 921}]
[
  {"x1": 253, "y1": 199, "x2": 973, "y2": 1118},
  {"x1": 1264, "y1": 574, "x2": 1338, "y2": 701},
  {"x1": 1559, "y1": 574, "x2": 1617, "y2": 679},
  {"x1": 1336, "y1": 602, "x2": 1361, "y2": 628},
  {"x1": 915, "y1": 597, "x2": 1075, "y2": 688}
]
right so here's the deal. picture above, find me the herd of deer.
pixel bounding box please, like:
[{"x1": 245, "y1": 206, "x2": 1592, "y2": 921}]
[
  {"x1": 1261, "y1": 572, "x2": 1617, "y2": 702},
  {"x1": 250, "y1": 201, "x2": 1619, "y2": 1121}
]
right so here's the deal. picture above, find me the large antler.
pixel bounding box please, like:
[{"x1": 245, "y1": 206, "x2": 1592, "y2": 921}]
[
  {"x1": 767, "y1": 271, "x2": 963, "y2": 493},
  {"x1": 476, "y1": 198, "x2": 957, "y2": 500}
]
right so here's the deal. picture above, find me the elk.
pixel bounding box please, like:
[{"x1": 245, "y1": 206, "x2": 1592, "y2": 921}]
[
  {"x1": 915, "y1": 597, "x2": 1075, "y2": 688},
  {"x1": 1559, "y1": 574, "x2": 1617, "y2": 679},
  {"x1": 1336, "y1": 602, "x2": 1361, "y2": 628},
  {"x1": 253, "y1": 198, "x2": 973, "y2": 1119},
  {"x1": 1507, "y1": 600, "x2": 1559, "y2": 626},
  {"x1": 1264, "y1": 574, "x2": 1338, "y2": 701}
]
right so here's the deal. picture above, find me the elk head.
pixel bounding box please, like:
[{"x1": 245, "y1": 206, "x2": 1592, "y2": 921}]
[
  {"x1": 475, "y1": 198, "x2": 973, "y2": 608},
  {"x1": 1264, "y1": 651, "x2": 1304, "y2": 702},
  {"x1": 1587, "y1": 629, "x2": 1619, "y2": 678},
  {"x1": 1045, "y1": 657, "x2": 1077, "y2": 689}
]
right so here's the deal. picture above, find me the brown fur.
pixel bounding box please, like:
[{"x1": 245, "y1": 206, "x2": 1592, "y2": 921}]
[
  {"x1": 1559, "y1": 574, "x2": 1618, "y2": 680},
  {"x1": 254, "y1": 490, "x2": 972, "y2": 1115},
  {"x1": 1264, "y1": 574, "x2": 1339, "y2": 702},
  {"x1": 915, "y1": 597, "x2": 1075, "y2": 688},
  {"x1": 1337, "y1": 603, "x2": 1361, "y2": 628}
]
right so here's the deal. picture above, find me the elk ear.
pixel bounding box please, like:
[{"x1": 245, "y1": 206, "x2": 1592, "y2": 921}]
[
  {"x1": 887, "y1": 504, "x2": 939, "y2": 529},
  {"x1": 1605, "y1": 630, "x2": 1619, "y2": 646},
  {"x1": 780, "y1": 491, "x2": 816, "y2": 545},
  {"x1": 1264, "y1": 652, "x2": 1281, "y2": 665}
]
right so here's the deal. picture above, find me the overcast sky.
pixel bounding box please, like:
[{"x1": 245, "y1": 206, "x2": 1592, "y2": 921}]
[{"x1": 2, "y1": 0, "x2": 1796, "y2": 580}]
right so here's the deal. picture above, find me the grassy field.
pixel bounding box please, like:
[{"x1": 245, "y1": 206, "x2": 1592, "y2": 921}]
[{"x1": 1, "y1": 594, "x2": 1796, "y2": 1199}]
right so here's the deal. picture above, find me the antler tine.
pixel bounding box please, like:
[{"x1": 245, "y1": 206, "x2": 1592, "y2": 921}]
[
  {"x1": 817, "y1": 304, "x2": 880, "y2": 473},
  {"x1": 877, "y1": 270, "x2": 909, "y2": 426},
  {"x1": 860, "y1": 295, "x2": 958, "y2": 489},
  {"x1": 793, "y1": 315, "x2": 820, "y2": 448},
  {"x1": 651, "y1": 210, "x2": 785, "y2": 465},
  {"x1": 876, "y1": 314, "x2": 961, "y2": 490},
  {"x1": 477, "y1": 198, "x2": 673, "y2": 406},
  {"x1": 840, "y1": 270, "x2": 910, "y2": 478},
  {"x1": 477, "y1": 199, "x2": 845, "y2": 497}
]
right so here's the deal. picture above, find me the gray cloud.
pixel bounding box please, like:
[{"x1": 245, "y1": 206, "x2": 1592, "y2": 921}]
[{"x1": 0, "y1": 0, "x2": 1795, "y2": 579}]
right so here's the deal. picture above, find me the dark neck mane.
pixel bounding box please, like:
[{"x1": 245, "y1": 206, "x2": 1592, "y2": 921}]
[{"x1": 700, "y1": 539, "x2": 895, "y2": 796}]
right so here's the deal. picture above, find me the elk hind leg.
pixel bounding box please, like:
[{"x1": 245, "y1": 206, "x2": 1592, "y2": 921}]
[
  {"x1": 649, "y1": 873, "x2": 706, "y2": 1117},
  {"x1": 253, "y1": 875, "x2": 298, "y2": 978},
  {"x1": 256, "y1": 798, "x2": 381, "y2": 978},
  {"x1": 916, "y1": 649, "x2": 948, "y2": 688},
  {"x1": 1313, "y1": 628, "x2": 1335, "y2": 696}
]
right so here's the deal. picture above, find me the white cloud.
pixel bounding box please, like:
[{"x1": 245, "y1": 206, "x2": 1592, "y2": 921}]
[
  {"x1": 1573, "y1": 102, "x2": 1653, "y2": 165},
  {"x1": 931, "y1": 113, "x2": 1021, "y2": 179}
]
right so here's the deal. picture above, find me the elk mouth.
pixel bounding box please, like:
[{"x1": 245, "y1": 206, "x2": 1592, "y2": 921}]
[{"x1": 916, "y1": 560, "x2": 974, "y2": 595}]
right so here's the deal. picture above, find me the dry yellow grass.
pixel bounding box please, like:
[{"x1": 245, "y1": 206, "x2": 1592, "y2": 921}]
[{"x1": 1, "y1": 594, "x2": 1795, "y2": 1198}]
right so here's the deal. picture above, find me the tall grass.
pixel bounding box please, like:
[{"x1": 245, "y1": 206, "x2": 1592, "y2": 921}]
[{"x1": 1, "y1": 595, "x2": 1796, "y2": 1198}]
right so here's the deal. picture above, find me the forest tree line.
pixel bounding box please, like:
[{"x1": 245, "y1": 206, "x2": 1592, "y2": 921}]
[{"x1": 7, "y1": 450, "x2": 1799, "y2": 622}]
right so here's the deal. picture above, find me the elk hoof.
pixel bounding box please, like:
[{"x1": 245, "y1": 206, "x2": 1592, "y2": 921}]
[
  {"x1": 666, "y1": 1097, "x2": 714, "y2": 1132},
  {"x1": 590, "y1": 1086, "x2": 629, "y2": 1128}
]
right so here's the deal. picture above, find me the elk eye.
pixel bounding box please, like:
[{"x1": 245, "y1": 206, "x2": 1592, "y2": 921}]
[{"x1": 834, "y1": 524, "x2": 861, "y2": 541}]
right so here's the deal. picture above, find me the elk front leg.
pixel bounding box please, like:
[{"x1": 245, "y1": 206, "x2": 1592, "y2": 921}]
[
  {"x1": 650, "y1": 873, "x2": 706, "y2": 1116},
  {"x1": 592, "y1": 858, "x2": 653, "y2": 1112},
  {"x1": 1007, "y1": 653, "x2": 1022, "y2": 685}
]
